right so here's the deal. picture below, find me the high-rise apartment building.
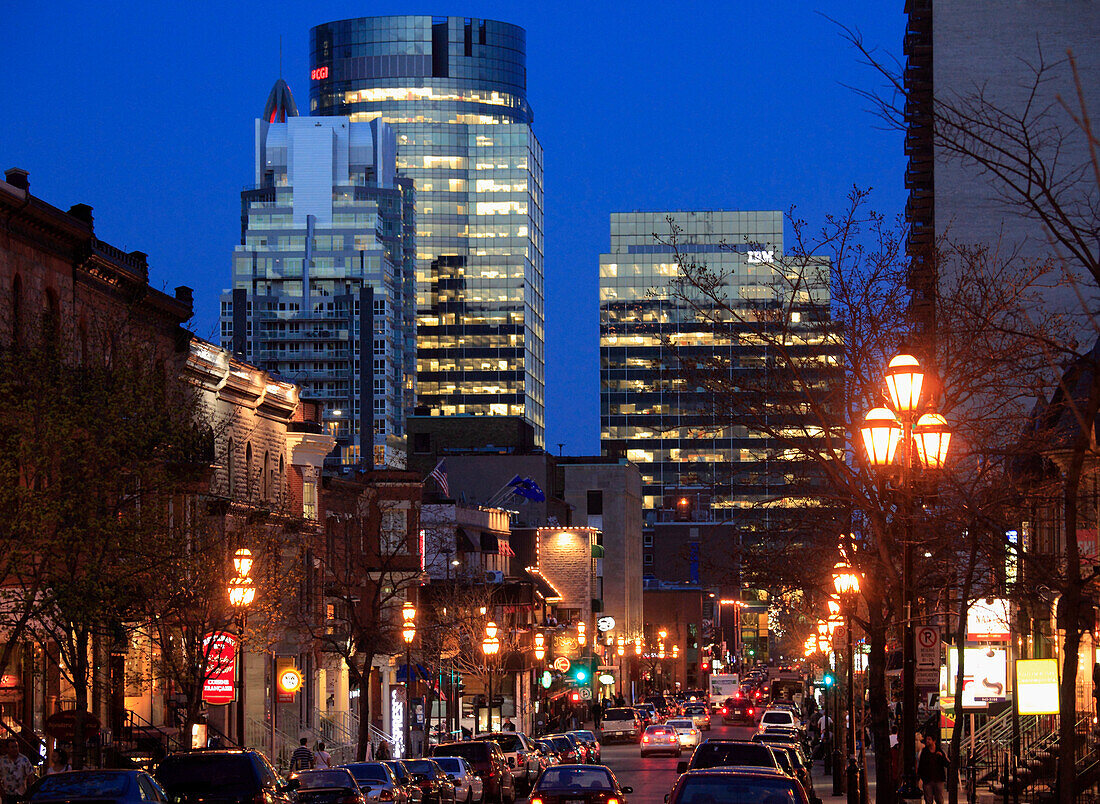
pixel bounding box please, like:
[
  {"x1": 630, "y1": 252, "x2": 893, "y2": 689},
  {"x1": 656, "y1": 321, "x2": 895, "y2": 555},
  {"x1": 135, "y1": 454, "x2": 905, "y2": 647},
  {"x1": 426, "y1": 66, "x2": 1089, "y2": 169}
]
[
  {"x1": 599, "y1": 211, "x2": 840, "y2": 535},
  {"x1": 308, "y1": 16, "x2": 546, "y2": 446},
  {"x1": 904, "y1": 1, "x2": 1100, "y2": 334},
  {"x1": 221, "y1": 79, "x2": 416, "y2": 469}
]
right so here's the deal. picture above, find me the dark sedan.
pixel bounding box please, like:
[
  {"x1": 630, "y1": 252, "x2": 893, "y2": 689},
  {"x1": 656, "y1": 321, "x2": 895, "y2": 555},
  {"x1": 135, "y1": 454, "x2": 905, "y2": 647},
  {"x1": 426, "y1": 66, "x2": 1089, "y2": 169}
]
[
  {"x1": 529, "y1": 765, "x2": 631, "y2": 804},
  {"x1": 567, "y1": 731, "x2": 600, "y2": 764},
  {"x1": 402, "y1": 759, "x2": 457, "y2": 804},
  {"x1": 27, "y1": 771, "x2": 169, "y2": 804},
  {"x1": 382, "y1": 761, "x2": 423, "y2": 804},
  {"x1": 291, "y1": 769, "x2": 366, "y2": 804},
  {"x1": 666, "y1": 768, "x2": 807, "y2": 804},
  {"x1": 543, "y1": 735, "x2": 582, "y2": 765}
]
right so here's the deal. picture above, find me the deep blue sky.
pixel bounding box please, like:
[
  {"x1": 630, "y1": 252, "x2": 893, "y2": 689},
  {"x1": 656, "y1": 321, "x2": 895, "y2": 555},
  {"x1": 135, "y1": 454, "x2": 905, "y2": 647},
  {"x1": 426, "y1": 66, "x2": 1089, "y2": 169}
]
[{"x1": 2, "y1": 2, "x2": 904, "y2": 456}]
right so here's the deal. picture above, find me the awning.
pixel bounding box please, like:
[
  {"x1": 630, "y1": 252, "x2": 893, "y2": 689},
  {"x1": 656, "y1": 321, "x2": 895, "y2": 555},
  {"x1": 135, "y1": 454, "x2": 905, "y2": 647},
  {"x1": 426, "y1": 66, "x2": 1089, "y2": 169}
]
[
  {"x1": 480, "y1": 531, "x2": 500, "y2": 552},
  {"x1": 455, "y1": 527, "x2": 477, "y2": 552},
  {"x1": 591, "y1": 544, "x2": 605, "y2": 558},
  {"x1": 525, "y1": 567, "x2": 561, "y2": 602},
  {"x1": 499, "y1": 539, "x2": 516, "y2": 557},
  {"x1": 395, "y1": 663, "x2": 433, "y2": 683}
]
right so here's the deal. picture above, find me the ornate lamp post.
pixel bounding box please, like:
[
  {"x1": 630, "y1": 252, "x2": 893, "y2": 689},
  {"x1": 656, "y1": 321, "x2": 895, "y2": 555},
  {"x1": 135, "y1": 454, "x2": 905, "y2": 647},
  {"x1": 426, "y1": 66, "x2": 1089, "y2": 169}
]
[
  {"x1": 482, "y1": 622, "x2": 500, "y2": 733},
  {"x1": 616, "y1": 636, "x2": 626, "y2": 698},
  {"x1": 834, "y1": 559, "x2": 863, "y2": 804},
  {"x1": 401, "y1": 602, "x2": 416, "y2": 757},
  {"x1": 227, "y1": 548, "x2": 255, "y2": 747},
  {"x1": 859, "y1": 353, "x2": 951, "y2": 802}
]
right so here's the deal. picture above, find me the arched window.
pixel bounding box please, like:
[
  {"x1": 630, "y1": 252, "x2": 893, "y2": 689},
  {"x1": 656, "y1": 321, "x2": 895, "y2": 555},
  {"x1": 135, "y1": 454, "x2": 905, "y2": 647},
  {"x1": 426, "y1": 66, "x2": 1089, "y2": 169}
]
[
  {"x1": 278, "y1": 455, "x2": 285, "y2": 504},
  {"x1": 43, "y1": 288, "x2": 60, "y2": 345},
  {"x1": 245, "y1": 443, "x2": 253, "y2": 501},
  {"x1": 78, "y1": 319, "x2": 88, "y2": 365},
  {"x1": 262, "y1": 451, "x2": 270, "y2": 501},
  {"x1": 11, "y1": 274, "x2": 21, "y2": 348},
  {"x1": 226, "y1": 438, "x2": 235, "y2": 497}
]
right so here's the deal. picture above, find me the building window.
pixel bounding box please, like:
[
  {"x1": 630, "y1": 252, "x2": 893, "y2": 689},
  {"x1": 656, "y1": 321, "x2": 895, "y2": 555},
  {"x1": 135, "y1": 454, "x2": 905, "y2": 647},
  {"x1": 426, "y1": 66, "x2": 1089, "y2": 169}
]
[
  {"x1": 412, "y1": 432, "x2": 431, "y2": 454},
  {"x1": 262, "y1": 451, "x2": 270, "y2": 500},
  {"x1": 643, "y1": 533, "x2": 653, "y2": 547},
  {"x1": 643, "y1": 554, "x2": 654, "y2": 566},
  {"x1": 303, "y1": 479, "x2": 318, "y2": 520},
  {"x1": 586, "y1": 490, "x2": 603, "y2": 516},
  {"x1": 226, "y1": 438, "x2": 235, "y2": 497},
  {"x1": 381, "y1": 508, "x2": 408, "y2": 554},
  {"x1": 245, "y1": 442, "x2": 253, "y2": 501}
]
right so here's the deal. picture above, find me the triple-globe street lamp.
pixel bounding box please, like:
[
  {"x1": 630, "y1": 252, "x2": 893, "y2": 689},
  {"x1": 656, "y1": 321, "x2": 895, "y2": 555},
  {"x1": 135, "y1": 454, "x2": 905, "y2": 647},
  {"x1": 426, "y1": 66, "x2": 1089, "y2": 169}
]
[
  {"x1": 482, "y1": 621, "x2": 500, "y2": 733},
  {"x1": 833, "y1": 559, "x2": 863, "y2": 804},
  {"x1": 859, "y1": 353, "x2": 951, "y2": 801},
  {"x1": 227, "y1": 548, "x2": 255, "y2": 747},
  {"x1": 401, "y1": 602, "x2": 416, "y2": 757}
]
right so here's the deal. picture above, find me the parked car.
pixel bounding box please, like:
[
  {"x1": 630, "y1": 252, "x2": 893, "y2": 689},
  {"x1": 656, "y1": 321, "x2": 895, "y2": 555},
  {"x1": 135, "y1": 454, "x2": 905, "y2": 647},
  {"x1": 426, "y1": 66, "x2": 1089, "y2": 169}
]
[
  {"x1": 291, "y1": 769, "x2": 367, "y2": 804},
  {"x1": 567, "y1": 731, "x2": 601, "y2": 765},
  {"x1": 599, "y1": 707, "x2": 643, "y2": 743},
  {"x1": 760, "y1": 743, "x2": 818, "y2": 803},
  {"x1": 663, "y1": 718, "x2": 702, "y2": 750},
  {"x1": 759, "y1": 708, "x2": 800, "y2": 733},
  {"x1": 636, "y1": 703, "x2": 660, "y2": 726},
  {"x1": 675, "y1": 739, "x2": 781, "y2": 775},
  {"x1": 401, "y1": 760, "x2": 456, "y2": 804},
  {"x1": 532, "y1": 739, "x2": 560, "y2": 766},
  {"x1": 382, "y1": 761, "x2": 423, "y2": 804},
  {"x1": 430, "y1": 741, "x2": 514, "y2": 804},
  {"x1": 543, "y1": 735, "x2": 583, "y2": 765},
  {"x1": 341, "y1": 763, "x2": 403, "y2": 803},
  {"x1": 640, "y1": 724, "x2": 681, "y2": 758},
  {"x1": 666, "y1": 769, "x2": 807, "y2": 804},
  {"x1": 644, "y1": 696, "x2": 674, "y2": 719},
  {"x1": 529, "y1": 765, "x2": 631, "y2": 804},
  {"x1": 27, "y1": 771, "x2": 169, "y2": 804},
  {"x1": 682, "y1": 703, "x2": 711, "y2": 731},
  {"x1": 431, "y1": 757, "x2": 483, "y2": 804},
  {"x1": 558, "y1": 733, "x2": 592, "y2": 764},
  {"x1": 156, "y1": 750, "x2": 297, "y2": 804},
  {"x1": 477, "y1": 732, "x2": 541, "y2": 792}
]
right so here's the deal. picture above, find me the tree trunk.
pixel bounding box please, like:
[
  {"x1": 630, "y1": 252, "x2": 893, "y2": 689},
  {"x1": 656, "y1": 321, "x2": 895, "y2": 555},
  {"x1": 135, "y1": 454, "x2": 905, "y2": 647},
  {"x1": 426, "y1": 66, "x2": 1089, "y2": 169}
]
[
  {"x1": 948, "y1": 533, "x2": 981, "y2": 804},
  {"x1": 867, "y1": 601, "x2": 893, "y2": 804},
  {"x1": 356, "y1": 663, "x2": 373, "y2": 761},
  {"x1": 71, "y1": 629, "x2": 89, "y2": 770},
  {"x1": 1058, "y1": 463, "x2": 1084, "y2": 804}
]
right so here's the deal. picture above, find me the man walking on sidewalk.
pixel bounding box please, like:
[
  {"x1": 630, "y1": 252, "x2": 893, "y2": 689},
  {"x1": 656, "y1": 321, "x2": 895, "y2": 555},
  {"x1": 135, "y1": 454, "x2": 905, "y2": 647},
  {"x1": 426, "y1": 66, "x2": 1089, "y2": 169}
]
[{"x1": 918, "y1": 734, "x2": 949, "y2": 804}]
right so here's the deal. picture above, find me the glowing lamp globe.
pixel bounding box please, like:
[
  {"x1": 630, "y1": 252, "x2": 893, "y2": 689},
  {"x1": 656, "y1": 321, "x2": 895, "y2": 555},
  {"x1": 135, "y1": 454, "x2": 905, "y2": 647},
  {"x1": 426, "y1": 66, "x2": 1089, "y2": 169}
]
[
  {"x1": 914, "y1": 412, "x2": 952, "y2": 469},
  {"x1": 885, "y1": 354, "x2": 924, "y2": 413},
  {"x1": 861, "y1": 407, "x2": 901, "y2": 466}
]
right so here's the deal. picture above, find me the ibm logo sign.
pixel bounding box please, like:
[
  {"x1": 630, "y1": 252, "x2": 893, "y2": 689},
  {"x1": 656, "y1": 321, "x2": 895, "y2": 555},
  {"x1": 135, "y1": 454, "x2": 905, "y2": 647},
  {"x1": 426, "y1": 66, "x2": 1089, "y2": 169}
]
[{"x1": 746, "y1": 250, "x2": 775, "y2": 264}]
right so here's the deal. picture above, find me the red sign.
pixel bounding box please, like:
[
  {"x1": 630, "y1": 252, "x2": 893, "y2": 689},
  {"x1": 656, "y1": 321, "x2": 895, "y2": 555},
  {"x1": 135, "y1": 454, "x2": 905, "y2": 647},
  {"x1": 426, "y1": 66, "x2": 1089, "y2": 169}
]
[
  {"x1": 202, "y1": 632, "x2": 237, "y2": 705},
  {"x1": 45, "y1": 710, "x2": 100, "y2": 740},
  {"x1": 311, "y1": 66, "x2": 329, "y2": 81}
]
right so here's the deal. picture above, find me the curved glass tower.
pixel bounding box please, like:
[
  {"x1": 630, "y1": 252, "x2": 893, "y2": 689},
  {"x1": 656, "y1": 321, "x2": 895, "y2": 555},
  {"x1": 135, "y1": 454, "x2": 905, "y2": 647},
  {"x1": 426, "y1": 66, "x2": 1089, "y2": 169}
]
[{"x1": 310, "y1": 16, "x2": 545, "y2": 445}]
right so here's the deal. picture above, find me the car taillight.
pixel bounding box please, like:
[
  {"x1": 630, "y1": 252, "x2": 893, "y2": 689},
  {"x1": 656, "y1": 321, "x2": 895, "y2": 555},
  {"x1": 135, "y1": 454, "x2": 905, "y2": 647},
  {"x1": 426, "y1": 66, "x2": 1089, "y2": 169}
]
[
  {"x1": 378, "y1": 791, "x2": 395, "y2": 801},
  {"x1": 252, "y1": 793, "x2": 267, "y2": 804},
  {"x1": 607, "y1": 799, "x2": 619, "y2": 804},
  {"x1": 748, "y1": 708, "x2": 754, "y2": 715},
  {"x1": 339, "y1": 796, "x2": 363, "y2": 804},
  {"x1": 721, "y1": 708, "x2": 727, "y2": 714},
  {"x1": 532, "y1": 798, "x2": 543, "y2": 804},
  {"x1": 643, "y1": 736, "x2": 650, "y2": 742}
]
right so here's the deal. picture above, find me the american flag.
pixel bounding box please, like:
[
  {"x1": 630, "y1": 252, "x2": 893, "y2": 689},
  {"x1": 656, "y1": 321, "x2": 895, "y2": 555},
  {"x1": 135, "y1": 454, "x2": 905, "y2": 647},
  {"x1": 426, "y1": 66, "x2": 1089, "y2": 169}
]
[{"x1": 429, "y1": 459, "x2": 450, "y2": 497}]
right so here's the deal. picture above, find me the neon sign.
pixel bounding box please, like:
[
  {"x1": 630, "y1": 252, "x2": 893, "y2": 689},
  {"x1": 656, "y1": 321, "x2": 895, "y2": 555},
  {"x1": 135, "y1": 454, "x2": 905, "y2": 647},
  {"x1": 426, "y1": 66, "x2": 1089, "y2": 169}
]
[{"x1": 311, "y1": 66, "x2": 329, "y2": 81}]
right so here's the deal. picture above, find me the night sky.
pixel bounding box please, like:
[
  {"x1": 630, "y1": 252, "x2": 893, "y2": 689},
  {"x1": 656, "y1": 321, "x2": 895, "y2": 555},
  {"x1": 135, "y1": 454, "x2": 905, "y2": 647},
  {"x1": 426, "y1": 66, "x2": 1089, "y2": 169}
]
[{"x1": 1, "y1": 1, "x2": 905, "y2": 456}]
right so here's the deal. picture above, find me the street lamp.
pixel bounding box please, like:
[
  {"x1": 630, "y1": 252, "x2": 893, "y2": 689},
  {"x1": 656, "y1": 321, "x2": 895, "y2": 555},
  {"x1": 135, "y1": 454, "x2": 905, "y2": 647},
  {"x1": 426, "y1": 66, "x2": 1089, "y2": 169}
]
[
  {"x1": 401, "y1": 602, "x2": 416, "y2": 758},
  {"x1": 534, "y1": 631, "x2": 546, "y2": 661},
  {"x1": 577, "y1": 620, "x2": 587, "y2": 647},
  {"x1": 482, "y1": 623, "x2": 500, "y2": 734},
  {"x1": 227, "y1": 548, "x2": 255, "y2": 747},
  {"x1": 859, "y1": 352, "x2": 950, "y2": 803},
  {"x1": 833, "y1": 559, "x2": 862, "y2": 804},
  {"x1": 615, "y1": 636, "x2": 626, "y2": 699}
]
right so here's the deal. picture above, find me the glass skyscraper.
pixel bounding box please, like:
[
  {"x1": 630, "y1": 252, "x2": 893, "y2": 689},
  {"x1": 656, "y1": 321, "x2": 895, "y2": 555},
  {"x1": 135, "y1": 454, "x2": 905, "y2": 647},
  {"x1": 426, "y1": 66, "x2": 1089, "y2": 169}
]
[
  {"x1": 309, "y1": 16, "x2": 545, "y2": 446},
  {"x1": 220, "y1": 80, "x2": 416, "y2": 469},
  {"x1": 599, "y1": 211, "x2": 840, "y2": 527}
]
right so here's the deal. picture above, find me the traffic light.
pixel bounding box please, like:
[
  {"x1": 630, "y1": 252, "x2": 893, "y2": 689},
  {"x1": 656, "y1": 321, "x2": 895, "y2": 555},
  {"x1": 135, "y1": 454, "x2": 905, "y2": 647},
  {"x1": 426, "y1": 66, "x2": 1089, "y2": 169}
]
[
  {"x1": 823, "y1": 672, "x2": 835, "y2": 688},
  {"x1": 570, "y1": 691, "x2": 581, "y2": 703},
  {"x1": 572, "y1": 663, "x2": 589, "y2": 684}
]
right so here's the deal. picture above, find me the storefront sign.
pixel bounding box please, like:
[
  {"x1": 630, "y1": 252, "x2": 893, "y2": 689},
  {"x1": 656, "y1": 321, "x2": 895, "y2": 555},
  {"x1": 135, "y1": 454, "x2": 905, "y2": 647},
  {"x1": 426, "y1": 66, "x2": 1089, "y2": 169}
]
[
  {"x1": 943, "y1": 647, "x2": 1007, "y2": 709},
  {"x1": 553, "y1": 657, "x2": 571, "y2": 673},
  {"x1": 967, "y1": 599, "x2": 1011, "y2": 641},
  {"x1": 596, "y1": 616, "x2": 616, "y2": 632},
  {"x1": 276, "y1": 657, "x2": 302, "y2": 703},
  {"x1": 390, "y1": 688, "x2": 405, "y2": 758},
  {"x1": 201, "y1": 632, "x2": 237, "y2": 705},
  {"x1": 1016, "y1": 659, "x2": 1059, "y2": 715},
  {"x1": 45, "y1": 710, "x2": 100, "y2": 740}
]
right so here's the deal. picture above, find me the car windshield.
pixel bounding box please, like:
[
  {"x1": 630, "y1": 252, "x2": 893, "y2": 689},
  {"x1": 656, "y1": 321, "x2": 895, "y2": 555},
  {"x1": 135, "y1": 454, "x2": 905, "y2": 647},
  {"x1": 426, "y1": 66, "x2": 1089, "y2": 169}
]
[
  {"x1": 603, "y1": 709, "x2": 635, "y2": 721},
  {"x1": 646, "y1": 726, "x2": 675, "y2": 735},
  {"x1": 384, "y1": 763, "x2": 410, "y2": 782},
  {"x1": 536, "y1": 767, "x2": 614, "y2": 791},
  {"x1": 686, "y1": 705, "x2": 705, "y2": 713},
  {"x1": 675, "y1": 775, "x2": 800, "y2": 804},
  {"x1": 549, "y1": 737, "x2": 573, "y2": 752},
  {"x1": 667, "y1": 720, "x2": 694, "y2": 729},
  {"x1": 157, "y1": 756, "x2": 257, "y2": 793},
  {"x1": 32, "y1": 773, "x2": 132, "y2": 800},
  {"x1": 433, "y1": 758, "x2": 463, "y2": 774},
  {"x1": 762, "y1": 713, "x2": 793, "y2": 724},
  {"x1": 484, "y1": 734, "x2": 522, "y2": 751},
  {"x1": 342, "y1": 764, "x2": 392, "y2": 784},
  {"x1": 691, "y1": 743, "x2": 777, "y2": 769},
  {"x1": 294, "y1": 771, "x2": 357, "y2": 790},
  {"x1": 403, "y1": 761, "x2": 438, "y2": 777},
  {"x1": 572, "y1": 731, "x2": 596, "y2": 742}
]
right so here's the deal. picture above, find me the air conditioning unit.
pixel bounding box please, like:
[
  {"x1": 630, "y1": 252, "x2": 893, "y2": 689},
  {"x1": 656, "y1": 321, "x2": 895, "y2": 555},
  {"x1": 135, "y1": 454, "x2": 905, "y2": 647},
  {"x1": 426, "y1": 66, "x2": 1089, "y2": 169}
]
[{"x1": 484, "y1": 570, "x2": 504, "y2": 584}]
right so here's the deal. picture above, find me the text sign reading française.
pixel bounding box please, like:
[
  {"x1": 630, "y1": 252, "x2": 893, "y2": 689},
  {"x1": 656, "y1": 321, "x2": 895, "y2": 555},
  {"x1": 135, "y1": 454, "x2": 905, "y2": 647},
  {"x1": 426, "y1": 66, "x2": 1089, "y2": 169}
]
[
  {"x1": 201, "y1": 632, "x2": 237, "y2": 705},
  {"x1": 1016, "y1": 659, "x2": 1059, "y2": 715},
  {"x1": 311, "y1": 66, "x2": 329, "y2": 81}
]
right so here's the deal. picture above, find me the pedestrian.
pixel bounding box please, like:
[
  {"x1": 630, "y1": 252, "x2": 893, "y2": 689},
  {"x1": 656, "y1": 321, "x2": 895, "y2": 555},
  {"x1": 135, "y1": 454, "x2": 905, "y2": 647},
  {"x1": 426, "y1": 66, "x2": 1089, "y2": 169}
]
[
  {"x1": 502, "y1": 718, "x2": 516, "y2": 732},
  {"x1": 917, "y1": 734, "x2": 949, "y2": 804},
  {"x1": 314, "y1": 741, "x2": 332, "y2": 768},
  {"x1": 376, "y1": 740, "x2": 392, "y2": 760},
  {"x1": 0, "y1": 738, "x2": 34, "y2": 804},
  {"x1": 591, "y1": 700, "x2": 602, "y2": 729},
  {"x1": 45, "y1": 749, "x2": 70, "y2": 775},
  {"x1": 290, "y1": 738, "x2": 314, "y2": 772}
]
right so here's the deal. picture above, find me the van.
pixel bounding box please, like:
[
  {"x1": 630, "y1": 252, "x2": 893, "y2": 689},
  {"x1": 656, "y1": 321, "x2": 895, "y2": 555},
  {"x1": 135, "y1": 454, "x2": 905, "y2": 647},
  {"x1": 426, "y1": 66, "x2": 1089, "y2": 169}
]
[{"x1": 599, "y1": 707, "x2": 642, "y2": 743}]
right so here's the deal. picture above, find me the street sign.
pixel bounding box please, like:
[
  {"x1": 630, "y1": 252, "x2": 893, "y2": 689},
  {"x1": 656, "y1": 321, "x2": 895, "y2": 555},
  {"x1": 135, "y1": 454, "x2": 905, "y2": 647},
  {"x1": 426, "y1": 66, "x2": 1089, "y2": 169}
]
[
  {"x1": 596, "y1": 616, "x2": 616, "y2": 632},
  {"x1": 202, "y1": 632, "x2": 237, "y2": 705},
  {"x1": 554, "y1": 657, "x2": 571, "y2": 673},
  {"x1": 580, "y1": 688, "x2": 592, "y2": 700},
  {"x1": 915, "y1": 626, "x2": 941, "y2": 687}
]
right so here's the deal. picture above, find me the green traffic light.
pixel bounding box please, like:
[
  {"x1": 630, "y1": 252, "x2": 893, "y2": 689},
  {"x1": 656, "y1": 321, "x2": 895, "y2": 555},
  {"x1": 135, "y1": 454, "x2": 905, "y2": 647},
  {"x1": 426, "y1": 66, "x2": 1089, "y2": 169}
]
[
  {"x1": 823, "y1": 673, "x2": 835, "y2": 687},
  {"x1": 576, "y1": 669, "x2": 588, "y2": 682}
]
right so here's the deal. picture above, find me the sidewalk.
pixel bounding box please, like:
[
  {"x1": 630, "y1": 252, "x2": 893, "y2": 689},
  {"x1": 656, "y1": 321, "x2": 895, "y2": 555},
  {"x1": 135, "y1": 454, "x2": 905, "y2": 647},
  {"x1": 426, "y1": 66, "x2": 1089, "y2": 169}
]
[{"x1": 811, "y1": 754, "x2": 877, "y2": 804}]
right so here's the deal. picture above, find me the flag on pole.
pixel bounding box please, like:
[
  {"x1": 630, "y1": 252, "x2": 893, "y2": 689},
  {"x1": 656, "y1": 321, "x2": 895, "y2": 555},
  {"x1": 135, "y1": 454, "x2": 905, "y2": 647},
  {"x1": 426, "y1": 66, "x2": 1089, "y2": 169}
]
[{"x1": 429, "y1": 459, "x2": 450, "y2": 497}]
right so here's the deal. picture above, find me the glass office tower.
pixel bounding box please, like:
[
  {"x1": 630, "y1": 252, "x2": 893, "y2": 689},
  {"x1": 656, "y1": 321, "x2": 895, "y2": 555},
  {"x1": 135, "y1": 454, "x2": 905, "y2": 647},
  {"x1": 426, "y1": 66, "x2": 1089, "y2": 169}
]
[
  {"x1": 221, "y1": 80, "x2": 416, "y2": 469},
  {"x1": 599, "y1": 211, "x2": 840, "y2": 527},
  {"x1": 309, "y1": 16, "x2": 546, "y2": 446}
]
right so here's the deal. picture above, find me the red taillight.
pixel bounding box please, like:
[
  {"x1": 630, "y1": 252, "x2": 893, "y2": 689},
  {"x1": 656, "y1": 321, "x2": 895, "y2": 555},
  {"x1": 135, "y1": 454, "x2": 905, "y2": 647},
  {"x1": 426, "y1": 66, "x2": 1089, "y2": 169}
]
[
  {"x1": 643, "y1": 736, "x2": 650, "y2": 743},
  {"x1": 378, "y1": 791, "x2": 395, "y2": 802},
  {"x1": 252, "y1": 794, "x2": 267, "y2": 804},
  {"x1": 748, "y1": 708, "x2": 754, "y2": 715},
  {"x1": 721, "y1": 708, "x2": 727, "y2": 715},
  {"x1": 532, "y1": 799, "x2": 543, "y2": 804},
  {"x1": 608, "y1": 799, "x2": 619, "y2": 804}
]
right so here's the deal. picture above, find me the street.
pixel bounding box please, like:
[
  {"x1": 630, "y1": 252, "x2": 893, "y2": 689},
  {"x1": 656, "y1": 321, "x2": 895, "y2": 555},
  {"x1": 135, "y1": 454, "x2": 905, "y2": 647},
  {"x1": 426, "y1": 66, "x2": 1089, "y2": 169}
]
[{"x1": 520, "y1": 722, "x2": 758, "y2": 804}]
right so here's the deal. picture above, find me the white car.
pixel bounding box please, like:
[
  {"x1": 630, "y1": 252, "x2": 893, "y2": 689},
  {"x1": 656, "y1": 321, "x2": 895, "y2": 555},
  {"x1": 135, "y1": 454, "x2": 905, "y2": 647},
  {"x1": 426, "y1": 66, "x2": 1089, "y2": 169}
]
[
  {"x1": 664, "y1": 717, "x2": 702, "y2": 749},
  {"x1": 683, "y1": 703, "x2": 711, "y2": 731},
  {"x1": 758, "y1": 707, "x2": 800, "y2": 732},
  {"x1": 433, "y1": 756, "x2": 484, "y2": 804}
]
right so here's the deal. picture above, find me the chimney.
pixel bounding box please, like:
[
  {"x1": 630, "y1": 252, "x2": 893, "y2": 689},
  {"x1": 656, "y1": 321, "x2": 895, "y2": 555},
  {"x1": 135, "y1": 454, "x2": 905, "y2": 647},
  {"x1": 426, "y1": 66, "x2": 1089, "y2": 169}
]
[
  {"x1": 4, "y1": 168, "x2": 29, "y2": 191},
  {"x1": 68, "y1": 204, "x2": 94, "y2": 228},
  {"x1": 175, "y1": 286, "x2": 194, "y2": 305}
]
